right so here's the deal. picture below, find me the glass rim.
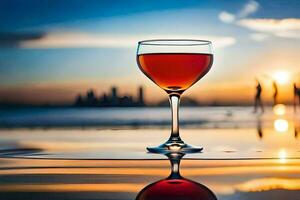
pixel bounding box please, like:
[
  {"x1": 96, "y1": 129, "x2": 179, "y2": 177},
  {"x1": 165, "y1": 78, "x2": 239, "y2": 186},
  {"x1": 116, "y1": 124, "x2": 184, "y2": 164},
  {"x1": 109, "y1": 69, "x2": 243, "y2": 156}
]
[{"x1": 138, "y1": 39, "x2": 212, "y2": 46}]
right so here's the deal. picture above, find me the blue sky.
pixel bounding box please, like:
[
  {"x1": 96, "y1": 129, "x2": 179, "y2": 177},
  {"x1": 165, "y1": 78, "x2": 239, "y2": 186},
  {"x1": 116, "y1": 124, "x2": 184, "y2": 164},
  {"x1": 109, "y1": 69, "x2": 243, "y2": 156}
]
[{"x1": 0, "y1": 0, "x2": 300, "y2": 104}]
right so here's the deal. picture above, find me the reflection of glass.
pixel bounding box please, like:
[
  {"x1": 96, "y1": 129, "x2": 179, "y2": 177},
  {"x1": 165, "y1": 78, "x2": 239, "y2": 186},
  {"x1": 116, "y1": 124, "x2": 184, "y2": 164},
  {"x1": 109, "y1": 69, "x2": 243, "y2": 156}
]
[
  {"x1": 136, "y1": 152, "x2": 217, "y2": 200},
  {"x1": 137, "y1": 40, "x2": 213, "y2": 153}
]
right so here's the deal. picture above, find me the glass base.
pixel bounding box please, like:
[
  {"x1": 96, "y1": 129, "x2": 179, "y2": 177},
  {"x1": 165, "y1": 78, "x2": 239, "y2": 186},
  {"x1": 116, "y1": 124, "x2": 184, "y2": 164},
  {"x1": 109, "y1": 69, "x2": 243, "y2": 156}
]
[{"x1": 147, "y1": 141, "x2": 203, "y2": 154}]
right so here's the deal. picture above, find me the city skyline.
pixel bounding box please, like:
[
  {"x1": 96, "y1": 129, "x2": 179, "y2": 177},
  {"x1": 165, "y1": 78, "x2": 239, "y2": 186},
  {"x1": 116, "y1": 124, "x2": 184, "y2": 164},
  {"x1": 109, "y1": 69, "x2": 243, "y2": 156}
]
[
  {"x1": 0, "y1": 82, "x2": 297, "y2": 107},
  {"x1": 74, "y1": 86, "x2": 145, "y2": 107}
]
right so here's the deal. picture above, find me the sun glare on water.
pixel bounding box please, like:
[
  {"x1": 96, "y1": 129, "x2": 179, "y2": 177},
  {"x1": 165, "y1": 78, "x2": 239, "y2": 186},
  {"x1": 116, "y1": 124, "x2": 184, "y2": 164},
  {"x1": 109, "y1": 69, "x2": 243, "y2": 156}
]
[
  {"x1": 278, "y1": 149, "x2": 287, "y2": 164},
  {"x1": 274, "y1": 119, "x2": 289, "y2": 133},
  {"x1": 273, "y1": 104, "x2": 286, "y2": 115}
]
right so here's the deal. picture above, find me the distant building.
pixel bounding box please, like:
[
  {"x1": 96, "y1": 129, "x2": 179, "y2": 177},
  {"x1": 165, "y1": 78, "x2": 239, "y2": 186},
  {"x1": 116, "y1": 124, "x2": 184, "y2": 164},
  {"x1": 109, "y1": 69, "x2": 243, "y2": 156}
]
[
  {"x1": 111, "y1": 87, "x2": 118, "y2": 106},
  {"x1": 86, "y1": 89, "x2": 97, "y2": 106},
  {"x1": 74, "y1": 86, "x2": 146, "y2": 107},
  {"x1": 99, "y1": 93, "x2": 109, "y2": 106},
  {"x1": 74, "y1": 94, "x2": 84, "y2": 106},
  {"x1": 137, "y1": 86, "x2": 145, "y2": 106},
  {"x1": 119, "y1": 96, "x2": 133, "y2": 106}
]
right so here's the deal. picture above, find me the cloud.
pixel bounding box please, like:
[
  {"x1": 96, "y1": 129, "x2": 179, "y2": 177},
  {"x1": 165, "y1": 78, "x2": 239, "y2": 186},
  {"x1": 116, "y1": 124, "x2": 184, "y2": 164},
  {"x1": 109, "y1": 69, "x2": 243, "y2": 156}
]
[
  {"x1": 275, "y1": 31, "x2": 300, "y2": 38},
  {"x1": 238, "y1": 18, "x2": 300, "y2": 39},
  {"x1": 219, "y1": 1, "x2": 300, "y2": 40},
  {"x1": 238, "y1": 18, "x2": 300, "y2": 32},
  {"x1": 219, "y1": 11, "x2": 236, "y2": 23},
  {"x1": 249, "y1": 33, "x2": 269, "y2": 41},
  {"x1": 18, "y1": 32, "x2": 236, "y2": 49},
  {"x1": 218, "y1": 0, "x2": 259, "y2": 23},
  {"x1": 0, "y1": 32, "x2": 44, "y2": 47},
  {"x1": 20, "y1": 32, "x2": 136, "y2": 48},
  {"x1": 237, "y1": 0, "x2": 259, "y2": 18}
]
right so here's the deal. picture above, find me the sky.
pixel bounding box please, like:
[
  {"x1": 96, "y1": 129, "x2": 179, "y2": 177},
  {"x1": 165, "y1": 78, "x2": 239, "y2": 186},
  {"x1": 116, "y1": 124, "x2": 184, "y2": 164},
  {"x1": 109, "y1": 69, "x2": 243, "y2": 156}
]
[{"x1": 0, "y1": 0, "x2": 300, "y2": 105}]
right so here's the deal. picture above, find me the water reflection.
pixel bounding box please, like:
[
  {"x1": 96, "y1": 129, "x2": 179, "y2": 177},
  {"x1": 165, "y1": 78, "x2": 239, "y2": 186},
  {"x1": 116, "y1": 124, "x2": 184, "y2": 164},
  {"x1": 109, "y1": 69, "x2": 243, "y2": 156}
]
[
  {"x1": 274, "y1": 119, "x2": 289, "y2": 133},
  {"x1": 278, "y1": 149, "x2": 287, "y2": 164},
  {"x1": 255, "y1": 104, "x2": 299, "y2": 139},
  {"x1": 294, "y1": 115, "x2": 299, "y2": 138},
  {"x1": 256, "y1": 116, "x2": 263, "y2": 139},
  {"x1": 136, "y1": 152, "x2": 217, "y2": 200},
  {"x1": 273, "y1": 104, "x2": 289, "y2": 133},
  {"x1": 273, "y1": 104, "x2": 286, "y2": 115}
]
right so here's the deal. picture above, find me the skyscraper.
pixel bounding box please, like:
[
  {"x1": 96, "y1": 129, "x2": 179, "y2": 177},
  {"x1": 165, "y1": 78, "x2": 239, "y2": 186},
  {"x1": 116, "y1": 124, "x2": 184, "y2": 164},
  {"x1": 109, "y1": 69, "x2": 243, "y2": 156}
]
[
  {"x1": 111, "y1": 86, "x2": 118, "y2": 105},
  {"x1": 138, "y1": 86, "x2": 145, "y2": 106}
]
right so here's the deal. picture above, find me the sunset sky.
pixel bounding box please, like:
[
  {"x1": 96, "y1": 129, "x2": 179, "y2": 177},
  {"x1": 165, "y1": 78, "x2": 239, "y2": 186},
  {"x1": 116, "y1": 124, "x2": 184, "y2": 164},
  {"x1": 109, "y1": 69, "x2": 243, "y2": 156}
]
[{"x1": 0, "y1": 0, "x2": 300, "y2": 105}]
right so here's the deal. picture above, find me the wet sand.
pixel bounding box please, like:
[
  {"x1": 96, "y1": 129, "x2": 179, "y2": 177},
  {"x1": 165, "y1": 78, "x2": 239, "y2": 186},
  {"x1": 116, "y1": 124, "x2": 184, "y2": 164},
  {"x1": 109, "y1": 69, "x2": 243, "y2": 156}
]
[{"x1": 1, "y1": 158, "x2": 300, "y2": 199}]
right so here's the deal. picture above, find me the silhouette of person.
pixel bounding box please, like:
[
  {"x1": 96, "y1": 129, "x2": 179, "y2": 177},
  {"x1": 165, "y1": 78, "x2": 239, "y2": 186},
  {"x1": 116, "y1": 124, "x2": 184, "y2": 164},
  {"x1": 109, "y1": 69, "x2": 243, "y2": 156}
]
[
  {"x1": 273, "y1": 80, "x2": 278, "y2": 106},
  {"x1": 254, "y1": 79, "x2": 264, "y2": 113},
  {"x1": 294, "y1": 83, "x2": 300, "y2": 112}
]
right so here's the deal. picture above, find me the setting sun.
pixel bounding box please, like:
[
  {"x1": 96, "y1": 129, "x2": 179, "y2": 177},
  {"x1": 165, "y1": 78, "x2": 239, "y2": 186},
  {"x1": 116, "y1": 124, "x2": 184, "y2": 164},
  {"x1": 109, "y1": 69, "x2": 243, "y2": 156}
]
[{"x1": 273, "y1": 71, "x2": 290, "y2": 84}]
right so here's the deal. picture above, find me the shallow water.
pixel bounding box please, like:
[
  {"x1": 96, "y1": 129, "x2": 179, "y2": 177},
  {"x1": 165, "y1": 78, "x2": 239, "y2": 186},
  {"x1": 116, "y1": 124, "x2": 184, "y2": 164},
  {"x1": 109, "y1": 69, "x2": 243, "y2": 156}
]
[
  {"x1": 0, "y1": 106, "x2": 295, "y2": 128},
  {"x1": 0, "y1": 106, "x2": 299, "y2": 199}
]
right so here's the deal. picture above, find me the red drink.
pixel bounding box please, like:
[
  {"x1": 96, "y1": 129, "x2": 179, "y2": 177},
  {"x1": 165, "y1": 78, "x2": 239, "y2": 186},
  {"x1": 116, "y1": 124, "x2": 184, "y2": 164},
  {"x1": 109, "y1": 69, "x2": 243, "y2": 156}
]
[
  {"x1": 137, "y1": 53, "x2": 213, "y2": 93},
  {"x1": 136, "y1": 40, "x2": 213, "y2": 153},
  {"x1": 136, "y1": 179, "x2": 217, "y2": 200}
]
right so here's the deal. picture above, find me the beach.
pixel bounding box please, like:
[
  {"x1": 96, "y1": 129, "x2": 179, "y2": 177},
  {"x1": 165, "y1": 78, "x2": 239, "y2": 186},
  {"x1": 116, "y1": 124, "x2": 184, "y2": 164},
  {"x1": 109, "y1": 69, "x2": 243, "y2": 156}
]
[{"x1": 0, "y1": 106, "x2": 299, "y2": 199}]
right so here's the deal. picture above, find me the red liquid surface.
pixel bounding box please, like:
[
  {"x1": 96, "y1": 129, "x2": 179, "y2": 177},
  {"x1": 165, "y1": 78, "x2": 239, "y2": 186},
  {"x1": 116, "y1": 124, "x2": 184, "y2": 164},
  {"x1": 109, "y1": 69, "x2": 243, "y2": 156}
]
[
  {"x1": 136, "y1": 179, "x2": 217, "y2": 200},
  {"x1": 137, "y1": 53, "x2": 213, "y2": 93}
]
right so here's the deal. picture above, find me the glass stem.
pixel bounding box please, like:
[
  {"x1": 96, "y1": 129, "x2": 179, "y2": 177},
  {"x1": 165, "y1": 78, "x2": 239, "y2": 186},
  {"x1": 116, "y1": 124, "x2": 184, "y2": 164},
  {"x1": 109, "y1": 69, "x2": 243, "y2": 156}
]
[
  {"x1": 168, "y1": 156, "x2": 181, "y2": 179},
  {"x1": 168, "y1": 94, "x2": 181, "y2": 142}
]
